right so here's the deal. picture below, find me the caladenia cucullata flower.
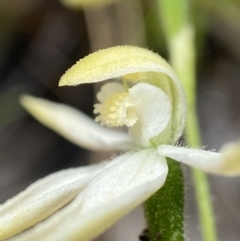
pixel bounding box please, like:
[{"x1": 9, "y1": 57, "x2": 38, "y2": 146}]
[{"x1": 1, "y1": 46, "x2": 240, "y2": 241}]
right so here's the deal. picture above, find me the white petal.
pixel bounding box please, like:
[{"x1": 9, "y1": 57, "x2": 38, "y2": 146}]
[
  {"x1": 158, "y1": 144, "x2": 240, "y2": 176},
  {"x1": 20, "y1": 95, "x2": 132, "y2": 151},
  {"x1": 129, "y1": 83, "x2": 171, "y2": 147},
  {"x1": 8, "y1": 149, "x2": 168, "y2": 241},
  {"x1": 0, "y1": 163, "x2": 108, "y2": 240}
]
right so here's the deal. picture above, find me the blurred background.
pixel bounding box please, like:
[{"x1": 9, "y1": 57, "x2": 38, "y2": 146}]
[{"x1": 1, "y1": 0, "x2": 240, "y2": 240}]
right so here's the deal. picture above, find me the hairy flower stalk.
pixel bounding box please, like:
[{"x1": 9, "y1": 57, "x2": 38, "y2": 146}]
[{"x1": 1, "y1": 46, "x2": 240, "y2": 241}]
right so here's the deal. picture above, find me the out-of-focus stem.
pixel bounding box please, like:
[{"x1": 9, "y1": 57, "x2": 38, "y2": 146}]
[{"x1": 159, "y1": 0, "x2": 217, "y2": 241}]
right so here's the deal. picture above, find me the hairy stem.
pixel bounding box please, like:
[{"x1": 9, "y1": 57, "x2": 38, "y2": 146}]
[{"x1": 144, "y1": 158, "x2": 184, "y2": 241}]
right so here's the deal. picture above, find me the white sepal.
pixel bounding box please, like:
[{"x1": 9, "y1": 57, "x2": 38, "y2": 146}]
[
  {"x1": 0, "y1": 163, "x2": 108, "y2": 240},
  {"x1": 7, "y1": 149, "x2": 168, "y2": 241},
  {"x1": 20, "y1": 95, "x2": 132, "y2": 151},
  {"x1": 158, "y1": 143, "x2": 240, "y2": 176}
]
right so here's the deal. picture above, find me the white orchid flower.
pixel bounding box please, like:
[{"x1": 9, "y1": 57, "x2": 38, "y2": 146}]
[{"x1": 1, "y1": 46, "x2": 240, "y2": 241}]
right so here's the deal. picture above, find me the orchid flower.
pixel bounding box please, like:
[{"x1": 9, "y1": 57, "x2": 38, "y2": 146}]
[{"x1": 1, "y1": 46, "x2": 240, "y2": 241}]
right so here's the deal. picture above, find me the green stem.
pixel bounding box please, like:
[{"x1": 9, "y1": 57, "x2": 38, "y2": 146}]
[
  {"x1": 144, "y1": 159, "x2": 184, "y2": 241},
  {"x1": 158, "y1": 0, "x2": 217, "y2": 240}
]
